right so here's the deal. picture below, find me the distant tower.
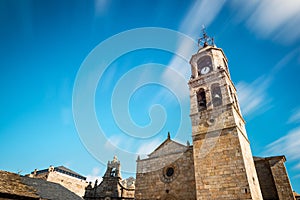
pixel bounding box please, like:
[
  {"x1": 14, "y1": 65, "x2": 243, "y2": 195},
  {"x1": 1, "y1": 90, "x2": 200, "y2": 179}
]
[
  {"x1": 84, "y1": 156, "x2": 135, "y2": 200},
  {"x1": 189, "y1": 30, "x2": 263, "y2": 199}
]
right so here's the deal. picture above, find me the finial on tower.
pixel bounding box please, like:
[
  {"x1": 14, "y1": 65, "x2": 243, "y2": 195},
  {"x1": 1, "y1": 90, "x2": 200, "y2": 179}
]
[
  {"x1": 167, "y1": 132, "x2": 171, "y2": 139},
  {"x1": 198, "y1": 25, "x2": 214, "y2": 48}
]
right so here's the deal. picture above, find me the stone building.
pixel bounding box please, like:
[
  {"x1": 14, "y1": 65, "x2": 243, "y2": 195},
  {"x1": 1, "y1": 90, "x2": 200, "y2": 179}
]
[
  {"x1": 28, "y1": 165, "x2": 88, "y2": 197},
  {"x1": 84, "y1": 156, "x2": 135, "y2": 200},
  {"x1": 254, "y1": 156, "x2": 295, "y2": 200},
  {"x1": 134, "y1": 31, "x2": 296, "y2": 200}
]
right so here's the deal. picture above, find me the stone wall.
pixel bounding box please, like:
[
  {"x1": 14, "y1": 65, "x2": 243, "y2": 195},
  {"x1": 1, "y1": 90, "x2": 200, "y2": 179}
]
[
  {"x1": 193, "y1": 127, "x2": 262, "y2": 199},
  {"x1": 31, "y1": 170, "x2": 88, "y2": 197},
  {"x1": 47, "y1": 171, "x2": 88, "y2": 197},
  {"x1": 254, "y1": 156, "x2": 295, "y2": 200},
  {"x1": 135, "y1": 146, "x2": 196, "y2": 200}
]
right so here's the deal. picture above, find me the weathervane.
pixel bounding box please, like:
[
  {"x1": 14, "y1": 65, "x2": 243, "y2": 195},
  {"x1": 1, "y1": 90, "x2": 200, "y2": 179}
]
[{"x1": 198, "y1": 26, "x2": 214, "y2": 48}]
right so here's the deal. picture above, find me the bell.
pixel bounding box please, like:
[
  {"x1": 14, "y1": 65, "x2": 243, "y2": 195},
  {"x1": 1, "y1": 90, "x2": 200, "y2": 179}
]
[
  {"x1": 199, "y1": 100, "x2": 206, "y2": 107},
  {"x1": 213, "y1": 93, "x2": 221, "y2": 100}
]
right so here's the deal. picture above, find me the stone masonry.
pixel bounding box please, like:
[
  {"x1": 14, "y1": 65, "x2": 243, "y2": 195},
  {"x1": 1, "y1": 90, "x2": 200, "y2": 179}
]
[
  {"x1": 254, "y1": 156, "x2": 295, "y2": 200},
  {"x1": 135, "y1": 134, "x2": 196, "y2": 200}
]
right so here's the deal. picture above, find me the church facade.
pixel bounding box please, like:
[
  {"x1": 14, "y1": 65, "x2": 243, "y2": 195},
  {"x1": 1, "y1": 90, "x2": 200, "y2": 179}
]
[
  {"x1": 83, "y1": 32, "x2": 295, "y2": 200},
  {"x1": 134, "y1": 32, "x2": 295, "y2": 200}
]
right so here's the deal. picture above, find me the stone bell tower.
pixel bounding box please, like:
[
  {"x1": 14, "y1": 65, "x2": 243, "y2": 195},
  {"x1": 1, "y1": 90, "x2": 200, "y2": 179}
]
[{"x1": 189, "y1": 30, "x2": 263, "y2": 199}]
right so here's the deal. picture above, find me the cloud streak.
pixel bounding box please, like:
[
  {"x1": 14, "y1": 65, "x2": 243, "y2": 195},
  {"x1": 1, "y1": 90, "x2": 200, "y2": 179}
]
[
  {"x1": 172, "y1": 0, "x2": 226, "y2": 76},
  {"x1": 236, "y1": 47, "x2": 300, "y2": 118},
  {"x1": 231, "y1": 0, "x2": 300, "y2": 44},
  {"x1": 136, "y1": 138, "x2": 162, "y2": 158},
  {"x1": 94, "y1": 0, "x2": 110, "y2": 16},
  {"x1": 236, "y1": 76, "x2": 272, "y2": 118},
  {"x1": 180, "y1": 0, "x2": 226, "y2": 37},
  {"x1": 86, "y1": 167, "x2": 102, "y2": 182},
  {"x1": 159, "y1": 0, "x2": 226, "y2": 104},
  {"x1": 288, "y1": 108, "x2": 300, "y2": 124},
  {"x1": 264, "y1": 127, "x2": 300, "y2": 168}
]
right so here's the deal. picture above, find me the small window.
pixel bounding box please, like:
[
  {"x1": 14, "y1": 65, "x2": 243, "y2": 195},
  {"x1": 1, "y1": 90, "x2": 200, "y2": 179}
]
[
  {"x1": 197, "y1": 88, "x2": 207, "y2": 111},
  {"x1": 166, "y1": 167, "x2": 174, "y2": 177}
]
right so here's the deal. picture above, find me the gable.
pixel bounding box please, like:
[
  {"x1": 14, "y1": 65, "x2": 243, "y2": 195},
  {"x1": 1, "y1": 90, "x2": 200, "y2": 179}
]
[{"x1": 148, "y1": 139, "x2": 188, "y2": 158}]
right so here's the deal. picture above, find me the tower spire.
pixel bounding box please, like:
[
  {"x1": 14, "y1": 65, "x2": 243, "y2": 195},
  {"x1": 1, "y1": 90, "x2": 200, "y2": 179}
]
[{"x1": 197, "y1": 26, "x2": 214, "y2": 48}]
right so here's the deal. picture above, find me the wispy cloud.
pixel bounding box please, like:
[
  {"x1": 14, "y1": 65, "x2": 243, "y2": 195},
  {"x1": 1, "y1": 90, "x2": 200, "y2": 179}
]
[
  {"x1": 264, "y1": 127, "x2": 300, "y2": 168},
  {"x1": 104, "y1": 134, "x2": 124, "y2": 151},
  {"x1": 180, "y1": 0, "x2": 225, "y2": 37},
  {"x1": 94, "y1": 0, "x2": 110, "y2": 16},
  {"x1": 136, "y1": 138, "x2": 161, "y2": 158},
  {"x1": 236, "y1": 76, "x2": 272, "y2": 118},
  {"x1": 288, "y1": 108, "x2": 300, "y2": 124},
  {"x1": 295, "y1": 163, "x2": 300, "y2": 170},
  {"x1": 86, "y1": 167, "x2": 103, "y2": 183},
  {"x1": 159, "y1": 0, "x2": 225, "y2": 103},
  {"x1": 236, "y1": 48, "x2": 300, "y2": 118},
  {"x1": 230, "y1": 0, "x2": 300, "y2": 44},
  {"x1": 173, "y1": 0, "x2": 226, "y2": 72}
]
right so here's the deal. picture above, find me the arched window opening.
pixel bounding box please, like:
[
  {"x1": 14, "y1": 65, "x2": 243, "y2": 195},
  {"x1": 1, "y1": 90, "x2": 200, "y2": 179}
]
[
  {"x1": 211, "y1": 83, "x2": 222, "y2": 107},
  {"x1": 110, "y1": 168, "x2": 116, "y2": 177},
  {"x1": 197, "y1": 89, "x2": 207, "y2": 111}
]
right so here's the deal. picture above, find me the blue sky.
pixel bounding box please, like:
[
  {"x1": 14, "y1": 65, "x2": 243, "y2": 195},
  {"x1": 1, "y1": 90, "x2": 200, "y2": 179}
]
[{"x1": 1, "y1": 0, "x2": 300, "y2": 192}]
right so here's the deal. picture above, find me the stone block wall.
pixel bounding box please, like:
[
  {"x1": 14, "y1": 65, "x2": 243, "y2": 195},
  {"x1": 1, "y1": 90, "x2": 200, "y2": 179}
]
[
  {"x1": 254, "y1": 156, "x2": 295, "y2": 200},
  {"x1": 135, "y1": 147, "x2": 196, "y2": 200},
  {"x1": 193, "y1": 127, "x2": 262, "y2": 199},
  {"x1": 32, "y1": 170, "x2": 88, "y2": 197},
  {"x1": 47, "y1": 171, "x2": 88, "y2": 197}
]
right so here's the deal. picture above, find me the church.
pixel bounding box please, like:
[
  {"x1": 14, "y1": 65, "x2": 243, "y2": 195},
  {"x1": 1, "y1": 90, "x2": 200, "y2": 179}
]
[{"x1": 84, "y1": 32, "x2": 296, "y2": 200}]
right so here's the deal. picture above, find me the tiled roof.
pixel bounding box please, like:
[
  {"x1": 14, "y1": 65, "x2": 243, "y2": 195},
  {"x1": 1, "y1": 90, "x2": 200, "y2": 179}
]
[
  {"x1": 31, "y1": 165, "x2": 86, "y2": 180},
  {"x1": 0, "y1": 170, "x2": 83, "y2": 200},
  {"x1": 21, "y1": 175, "x2": 83, "y2": 200},
  {"x1": 0, "y1": 170, "x2": 39, "y2": 199},
  {"x1": 55, "y1": 166, "x2": 86, "y2": 180}
]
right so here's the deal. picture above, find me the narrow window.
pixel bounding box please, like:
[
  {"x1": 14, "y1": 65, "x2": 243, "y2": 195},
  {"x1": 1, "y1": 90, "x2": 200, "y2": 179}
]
[
  {"x1": 211, "y1": 83, "x2": 222, "y2": 107},
  {"x1": 197, "y1": 88, "x2": 207, "y2": 111}
]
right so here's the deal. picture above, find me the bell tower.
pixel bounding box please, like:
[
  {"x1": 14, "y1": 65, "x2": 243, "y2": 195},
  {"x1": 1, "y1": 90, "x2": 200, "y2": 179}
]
[{"x1": 189, "y1": 30, "x2": 263, "y2": 199}]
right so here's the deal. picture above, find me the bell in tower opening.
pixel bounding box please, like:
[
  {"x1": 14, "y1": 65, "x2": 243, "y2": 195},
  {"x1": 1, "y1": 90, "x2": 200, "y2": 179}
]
[
  {"x1": 197, "y1": 88, "x2": 207, "y2": 111},
  {"x1": 211, "y1": 83, "x2": 222, "y2": 107}
]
